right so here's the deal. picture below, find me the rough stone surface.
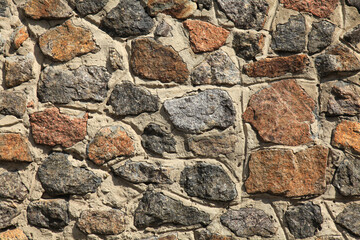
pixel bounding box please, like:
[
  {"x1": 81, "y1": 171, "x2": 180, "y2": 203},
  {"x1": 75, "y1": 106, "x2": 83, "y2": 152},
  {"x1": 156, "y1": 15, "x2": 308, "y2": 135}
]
[
  {"x1": 38, "y1": 65, "x2": 110, "y2": 104},
  {"x1": 0, "y1": 0, "x2": 8, "y2": 17},
  {"x1": 134, "y1": 191, "x2": 211, "y2": 228},
  {"x1": 130, "y1": 38, "x2": 189, "y2": 83},
  {"x1": 332, "y1": 120, "x2": 360, "y2": 154},
  {"x1": 0, "y1": 133, "x2": 32, "y2": 162},
  {"x1": 109, "y1": 47, "x2": 124, "y2": 70},
  {"x1": 0, "y1": 91, "x2": 26, "y2": 118},
  {"x1": 0, "y1": 172, "x2": 28, "y2": 201},
  {"x1": 308, "y1": 20, "x2": 335, "y2": 54},
  {"x1": 141, "y1": 123, "x2": 176, "y2": 155},
  {"x1": 0, "y1": 229, "x2": 28, "y2": 240},
  {"x1": 326, "y1": 84, "x2": 360, "y2": 116},
  {"x1": 147, "y1": 0, "x2": 197, "y2": 19},
  {"x1": 333, "y1": 158, "x2": 360, "y2": 196},
  {"x1": 183, "y1": 20, "x2": 229, "y2": 53},
  {"x1": 285, "y1": 202, "x2": 323, "y2": 239},
  {"x1": 4, "y1": 54, "x2": 34, "y2": 88},
  {"x1": 191, "y1": 50, "x2": 240, "y2": 86},
  {"x1": 100, "y1": 0, "x2": 154, "y2": 38},
  {"x1": 39, "y1": 20, "x2": 98, "y2": 62},
  {"x1": 216, "y1": 0, "x2": 268, "y2": 30},
  {"x1": 23, "y1": 0, "x2": 73, "y2": 19},
  {"x1": 142, "y1": 235, "x2": 178, "y2": 240},
  {"x1": 280, "y1": 0, "x2": 340, "y2": 18},
  {"x1": 0, "y1": 34, "x2": 5, "y2": 54},
  {"x1": 180, "y1": 163, "x2": 237, "y2": 201},
  {"x1": 243, "y1": 80, "x2": 315, "y2": 146},
  {"x1": 245, "y1": 146, "x2": 329, "y2": 197},
  {"x1": 0, "y1": 202, "x2": 19, "y2": 229},
  {"x1": 343, "y1": 24, "x2": 360, "y2": 51},
  {"x1": 30, "y1": 108, "x2": 88, "y2": 148},
  {"x1": 107, "y1": 81, "x2": 159, "y2": 116},
  {"x1": 220, "y1": 208, "x2": 277, "y2": 238},
  {"x1": 194, "y1": 229, "x2": 232, "y2": 240},
  {"x1": 335, "y1": 203, "x2": 360, "y2": 236},
  {"x1": 72, "y1": 0, "x2": 108, "y2": 16},
  {"x1": 11, "y1": 25, "x2": 29, "y2": 49},
  {"x1": 193, "y1": 0, "x2": 212, "y2": 10},
  {"x1": 164, "y1": 89, "x2": 236, "y2": 133},
  {"x1": 155, "y1": 20, "x2": 172, "y2": 37},
  {"x1": 38, "y1": 153, "x2": 102, "y2": 196},
  {"x1": 232, "y1": 32, "x2": 264, "y2": 60},
  {"x1": 346, "y1": 0, "x2": 360, "y2": 12}
]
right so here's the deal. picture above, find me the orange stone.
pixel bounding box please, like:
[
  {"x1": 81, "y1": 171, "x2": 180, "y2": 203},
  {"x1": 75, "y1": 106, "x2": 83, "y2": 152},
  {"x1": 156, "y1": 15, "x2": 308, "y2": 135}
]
[
  {"x1": 148, "y1": 0, "x2": 196, "y2": 19},
  {"x1": 0, "y1": 133, "x2": 32, "y2": 162},
  {"x1": 280, "y1": 0, "x2": 340, "y2": 18},
  {"x1": 332, "y1": 120, "x2": 360, "y2": 154},
  {"x1": 11, "y1": 26, "x2": 29, "y2": 49},
  {"x1": 0, "y1": 229, "x2": 28, "y2": 240},
  {"x1": 23, "y1": 0, "x2": 73, "y2": 19}
]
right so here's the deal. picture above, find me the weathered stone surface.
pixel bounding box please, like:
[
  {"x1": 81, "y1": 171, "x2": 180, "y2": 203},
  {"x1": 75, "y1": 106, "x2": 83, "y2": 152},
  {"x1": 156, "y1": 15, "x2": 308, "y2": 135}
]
[
  {"x1": 155, "y1": 20, "x2": 172, "y2": 37},
  {"x1": 220, "y1": 208, "x2": 277, "y2": 238},
  {"x1": 0, "y1": 34, "x2": 5, "y2": 54},
  {"x1": 141, "y1": 123, "x2": 176, "y2": 155},
  {"x1": 142, "y1": 235, "x2": 178, "y2": 240},
  {"x1": 271, "y1": 15, "x2": 306, "y2": 53},
  {"x1": 333, "y1": 158, "x2": 360, "y2": 196},
  {"x1": 0, "y1": 133, "x2": 32, "y2": 162},
  {"x1": 77, "y1": 209, "x2": 126, "y2": 235},
  {"x1": 4, "y1": 54, "x2": 34, "y2": 88},
  {"x1": 113, "y1": 160, "x2": 172, "y2": 184},
  {"x1": 72, "y1": 0, "x2": 108, "y2": 16},
  {"x1": 0, "y1": 0, "x2": 8, "y2": 17},
  {"x1": 346, "y1": 0, "x2": 360, "y2": 12},
  {"x1": 38, "y1": 153, "x2": 101, "y2": 196},
  {"x1": 0, "y1": 91, "x2": 26, "y2": 118},
  {"x1": 332, "y1": 120, "x2": 360, "y2": 154},
  {"x1": 87, "y1": 126, "x2": 134, "y2": 165},
  {"x1": 335, "y1": 203, "x2": 360, "y2": 236},
  {"x1": 194, "y1": 229, "x2": 232, "y2": 240},
  {"x1": 180, "y1": 163, "x2": 237, "y2": 201},
  {"x1": 280, "y1": 0, "x2": 339, "y2": 18},
  {"x1": 285, "y1": 202, "x2": 323, "y2": 239},
  {"x1": 11, "y1": 25, "x2": 29, "y2": 49},
  {"x1": 308, "y1": 20, "x2": 335, "y2": 54},
  {"x1": 39, "y1": 20, "x2": 98, "y2": 62},
  {"x1": 0, "y1": 202, "x2": 19, "y2": 229},
  {"x1": 23, "y1": 0, "x2": 73, "y2": 19},
  {"x1": 164, "y1": 89, "x2": 236, "y2": 133},
  {"x1": 30, "y1": 108, "x2": 88, "y2": 148},
  {"x1": 343, "y1": 24, "x2": 360, "y2": 51},
  {"x1": 243, "y1": 80, "x2": 315, "y2": 146},
  {"x1": 326, "y1": 84, "x2": 360, "y2": 116},
  {"x1": 216, "y1": 0, "x2": 268, "y2": 30},
  {"x1": 193, "y1": 0, "x2": 212, "y2": 10},
  {"x1": 130, "y1": 38, "x2": 189, "y2": 83},
  {"x1": 0, "y1": 172, "x2": 28, "y2": 201},
  {"x1": 191, "y1": 50, "x2": 240, "y2": 86},
  {"x1": 243, "y1": 54, "x2": 309, "y2": 78},
  {"x1": 100, "y1": 0, "x2": 154, "y2": 38},
  {"x1": 0, "y1": 229, "x2": 28, "y2": 240},
  {"x1": 183, "y1": 20, "x2": 229, "y2": 53},
  {"x1": 245, "y1": 146, "x2": 329, "y2": 197},
  {"x1": 107, "y1": 81, "x2": 159, "y2": 116},
  {"x1": 134, "y1": 191, "x2": 210, "y2": 228},
  {"x1": 27, "y1": 199, "x2": 69, "y2": 230},
  {"x1": 38, "y1": 65, "x2": 110, "y2": 104},
  {"x1": 109, "y1": 47, "x2": 124, "y2": 70},
  {"x1": 232, "y1": 32, "x2": 264, "y2": 60},
  {"x1": 148, "y1": 0, "x2": 197, "y2": 19}
]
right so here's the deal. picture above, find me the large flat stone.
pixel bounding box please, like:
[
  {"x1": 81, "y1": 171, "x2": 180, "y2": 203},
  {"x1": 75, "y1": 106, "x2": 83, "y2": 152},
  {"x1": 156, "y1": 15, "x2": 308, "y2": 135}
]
[
  {"x1": 23, "y1": 0, "x2": 73, "y2": 19},
  {"x1": 332, "y1": 120, "x2": 360, "y2": 154},
  {"x1": 280, "y1": 0, "x2": 340, "y2": 18},
  {"x1": 335, "y1": 203, "x2": 360, "y2": 237},
  {"x1": 0, "y1": 133, "x2": 32, "y2": 162}
]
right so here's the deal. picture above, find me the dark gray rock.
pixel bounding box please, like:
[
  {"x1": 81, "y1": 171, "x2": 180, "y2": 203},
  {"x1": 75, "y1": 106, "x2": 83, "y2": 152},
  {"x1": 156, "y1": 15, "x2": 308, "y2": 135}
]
[
  {"x1": 180, "y1": 163, "x2": 237, "y2": 201},
  {"x1": 0, "y1": 0, "x2": 8, "y2": 17},
  {"x1": 335, "y1": 203, "x2": 360, "y2": 236},
  {"x1": 38, "y1": 65, "x2": 110, "y2": 104},
  {"x1": 73, "y1": 0, "x2": 108, "y2": 16},
  {"x1": 346, "y1": 0, "x2": 360, "y2": 12},
  {"x1": 232, "y1": 32, "x2": 264, "y2": 60},
  {"x1": 285, "y1": 202, "x2": 323, "y2": 239},
  {"x1": 27, "y1": 199, "x2": 69, "y2": 230},
  {"x1": 100, "y1": 0, "x2": 154, "y2": 38},
  {"x1": 0, "y1": 91, "x2": 26, "y2": 118},
  {"x1": 326, "y1": 84, "x2": 360, "y2": 116},
  {"x1": 308, "y1": 20, "x2": 335, "y2": 54},
  {"x1": 134, "y1": 191, "x2": 211, "y2": 228},
  {"x1": 216, "y1": 0, "x2": 268, "y2": 30},
  {"x1": 0, "y1": 172, "x2": 28, "y2": 201},
  {"x1": 333, "y1": 158, "x2": 360, "y2": 196},
  {"x1": 38, "y1": 153, "x2": 102, "y2": 196},
  {"x1": 343, "y1": 24, "x2": 360, "y2": 51},
  {"x1": 155, "y1": 20, "x2": 172, "y2": 37},
  {"x1": 0, "y1": 202, "x2": 19, "y2": 229},
  {"x1": 220, "y1": 208, "x2": 277, "y2": 238},
  {"x1": 163, "y1": 89, "x2": 236, "y2": 133},
  {"x1": 194, "y1": 229, "x2": 232, "y2": 240},
  {"x1": 193, "y1": 0, "x2": 212, "y2": 10},
  {"x1": 141, "y1": 123, "x2": 176, "y2": 155},
  {"x1": 4, "y1": 54, "x2": 34, "y2": 88},
  {"x1": 271, "y1": 14, "x2": 306, "y2": 53},
  {"x1": 107, "y1": 81, "x2": 159, "y2": 116},
  {"x1": 109, "y1": 48, "x2": 124, "y2": 70}
]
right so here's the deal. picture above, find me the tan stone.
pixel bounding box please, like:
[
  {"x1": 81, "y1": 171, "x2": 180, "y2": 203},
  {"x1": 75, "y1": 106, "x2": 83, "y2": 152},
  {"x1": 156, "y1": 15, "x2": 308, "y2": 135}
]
[
  {"x1": 332, "y1": 120, "x2": 360, "y2": 154},
  {"x1": 0, "y1": 229, "x2": 28, "y2": 240},
  {"x1": 147, "y1": 0, "x2": 196, "y2": 19},
  {"x1": 0, "y1": 133, "x2": 32, "y2": 162}
]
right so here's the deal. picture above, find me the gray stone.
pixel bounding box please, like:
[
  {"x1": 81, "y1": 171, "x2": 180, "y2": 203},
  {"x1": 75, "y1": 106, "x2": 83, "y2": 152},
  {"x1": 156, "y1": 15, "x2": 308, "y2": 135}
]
[
  {"x1": 100, "y1": 0, "x2": 154, "y2": 38},
  {"x1": 326, "y1": 83, "x2": 360, "y2": 116},
  {"x1": 38, "y1": 65, "x2": 110, "y2": 104},
  {"x1": 335, "y1": 203, "x2": 360, "y2": 236},
  {"x1": 134, "y1": 191, "x2": 211, "y2": 228},
  {"x1": 0, "y1": 0, "x2": 8, "y2": 17},
  {"x1": 271, "y1": 14, "x2": 306, "y2": 53},
  {"x1": 27, "y1": 199, "x2": 69, "y2": 230},
  {"x1": 0, "y1": 34, "x2": 5, "y2": 54},
  {"x1": 191, "y1": 50, "x2": 240, "y2": 86},
  {"x1": 0, "y1": 202, "x2": 19, "y2": 229},
  {"x1": 193, "y1": 0, "x2": 212, "y2": 10},
  {"x1": 109, "y1": 48, "x2": 124, "y2": 70},
  {"x1": 107, "y1": 81, "x2": 159, "y2": 116},
  {"x1": 194, "y1": 229, "x2": 232, "y2": 240},
  {"x1": 0, "y1": 172, "x2": 28, "y2": 201},
  {"x1": 308, "y1": 20, "x2": 335, "y2": 54},
  {"x1": 163, "y1": 89, "x2": 236, "y2": 133},
  {"x1": 141, "y1": 123, "x2": 176, "y2": 155},
  {"x1": 4, "y1": 54, "x2": 34, "y2": 88},
  {"x1": 346, "y1": 0, "x2": 360, "y2": 12},
  {"x1": 0, "y1": 91, "x2": 26, "y2": 118},
  {"x1": 216, "y1": 0, "x2": 268, "y2": 30},
  {"x1": 221, "y1": 208, "x2": 277, "y2": 238},
  {"x1": 180, "y1": 163, "x2": 237, "y2": 201},
  {"x1": 232, "y1": 32, "x2": 264, "y2": 60},
  {"x1": 155, "y1": 20, "x2": 172, "y2": 37},
  {"x1": 38, "y1": 153, "x2": 102, "y2": 196},
  {"x1": 333, "y1": 158, "x2": 360, "y2": 196},
  {"x1": 285, "y1": 202, "x2": 323, "y2": 239},
  {"x1": 73, "y1": 0, "x2": 108, "y2": 16},
  {"x1": 343, "y1": 24, "x2": 360, "y2": 51}
]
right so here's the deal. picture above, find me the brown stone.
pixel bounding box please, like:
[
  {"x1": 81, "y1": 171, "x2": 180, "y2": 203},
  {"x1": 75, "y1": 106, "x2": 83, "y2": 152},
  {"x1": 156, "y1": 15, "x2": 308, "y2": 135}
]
[
  {"x1": 29, "y1": 107, "x2": 88, "y2": 148},
  {"x1": 183, "y1": 20, "x2": 230, "y2": 53},
  {"x1": 280, "y1": 0, "x2": 340, "y2": 18},
  {"x1": 243, "y1": 54, "x2": 309, "y2": 78},
  {"x1": 0, "y1": 133, "x2": 32, "y2": 162},
  {"x1": 243, "y1": 79, "x2": 315, "y2": 146},
  {"x1": 23, "y1": 0, "x2": 73, "y2": 19},
  {"x1": 4, "y1": 54, "x2": 34, "y2": 88},
  {"x1": 11, "y1": 25, "x2": 29, "y2": 49},
  {"x1": 245, "y1": 146, "x2": 329, "y2": 197},
  {"x1": 147, "y1": 0, "x2": 196, "y2": 19},
  {"x1": 0, "y1": 229, "x2": 28, "y2": 240},
  {"x1": 195, "y1": 229, "x2": 232, "y2": 240},
  {"x1": 327, "y1": 84, "x2": 360, "y2": 116},
  {"x1": 332, "y1": 120, "x2": 360, "y2": 154},
  {"x1": 130, "y1": 38, "x2": 189, "y2": 83},
  {"x1": 39, "y1": 20, "x2": 98, "y2": 62}
]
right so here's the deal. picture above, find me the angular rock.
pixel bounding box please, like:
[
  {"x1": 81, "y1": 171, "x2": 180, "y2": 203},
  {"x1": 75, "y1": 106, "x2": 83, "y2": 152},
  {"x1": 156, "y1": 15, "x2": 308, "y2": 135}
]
[
  {"x1": 109, "y1": 47, "x2": 124, "y2": 70},
  {"x1": 141, "y1": 123, "x2": 176, "y2": 155},
  {"x1": 0, "y1": 133, "x2": 32, "y2": 162},
  {"x1": 0, "y1": 172, "x2": 28, "y2": 201},
  {"x1": 194, "y1": 229, "x2": 232, "y2": 240},
  {"x1": 243, "y1": 80, "x2": 315, "y2": 146},
  {"x1": 346, "y1": 0, "x2": 360, "y2": 12},
  {"x1": 72, "y1": 0, "x2": 108, "y2": 16},
  {"x1": 107, "y1": 81, "x2": 159, "y2": 116},
  {"x1": 0, "y1": 229, "x2": 28, "y2": 240},
  {"x1": 180, "y1": 163, "x2": 237, "y2": 201},
  {"x1": 216, "y1": 0, "x2": 268, "y2": 30},
  {"x1": 27, "y1": 199, "x2": 69, "y2": 230},
  {"x1": 39, "y1": 20, "x2": 98, "y2": 62},
  {"x1": 0, "y1": 0, "x2": 8, "y2": 17},
  {"x1": 23, "y1": 0, "x2": 73, "y2": 19},
  {"x1": 332, "y1": 120, "x2": 360, "y2": 154},
  {"x1": 148, "y1": 0, "x2": 197, "y2": 19},
  {"x1": 0, "y1": 91, "x2": 26, "y2": 118},
  {"x1": 285, "y1": 202, "x2": 323, "y2": 239},
  {"x1": 164, "y1": 89, "x2": 236, "y2": 133},
  {"x1": 38, "y1": 65, "x2": 110, "y2": 104},
  {"x1": 134, "y1": 191, "x2": 210, "y2": 228},
  {"x1": 245, "y1": 146, "x2": 329, "y2": 197},
  {"x1": 87, "y1": 126, "x2": 134, "y2": 165},
  {"x1": 220, "y1": 208, "x2": 277, "y2": 238},
  {"x1": 326, "y1": 84, "x2": 360, "y2": 116},
  {"x1": 335, "y1": 203, "x2": 360, "y2": 236},
  {"x1": 38, "y1": 153, "x2": 102, "y2": 196},
  {"x1": 244, "y1": 54, "x2": 309, "y2": 78},
  {"x1": 130, "y1": 38, "x2": 189, "y2": 83},
  {"x1": 333, "y1": 158, "x2": 360, "y2": 196},
  {"x1": 280, "y1": 0, "x2": 339, "y2": 18},
  {"x1": 343, "y1": 24, "x2": 360, "y2": 51},
  {"x1": 193, "y1": 0, "x2": 212, "y2": 10},
  {"x1": 30, "y1": 108, "x2": 88, "y2": 148},
  {"x1": 271, "y1": 14, "x2": 306, "y2": 53},
  {"x1": 155, "y1": 20, "x2": 172, "y2": 37},
  {"x1": 183, "y1": 20, "x2": 229, "y2": 53},
  {"x1": 232, "y1": 32, "x2": 265, "y2": 60},
  {"x1": 191, "y1": 50, "x2": 240, "y2": 86},
  {"x1": 11, "y1": 25, "x2": 29, "y2": 49},
  {"x1": 4, "y1": 54, "x2": 34, "y2": 88},
  {"x1": 100, "y1": 0, "x2": 154, "y2": 38},
  {"x1": 308, "y1": 20, "x2": 335, "y2": 54},
  {"x1": 0, "y1": 202, "x2": 19, "y2": 229},
  {"x1": 77, "y1": 209, "x2": 126, "y2": 235}
]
